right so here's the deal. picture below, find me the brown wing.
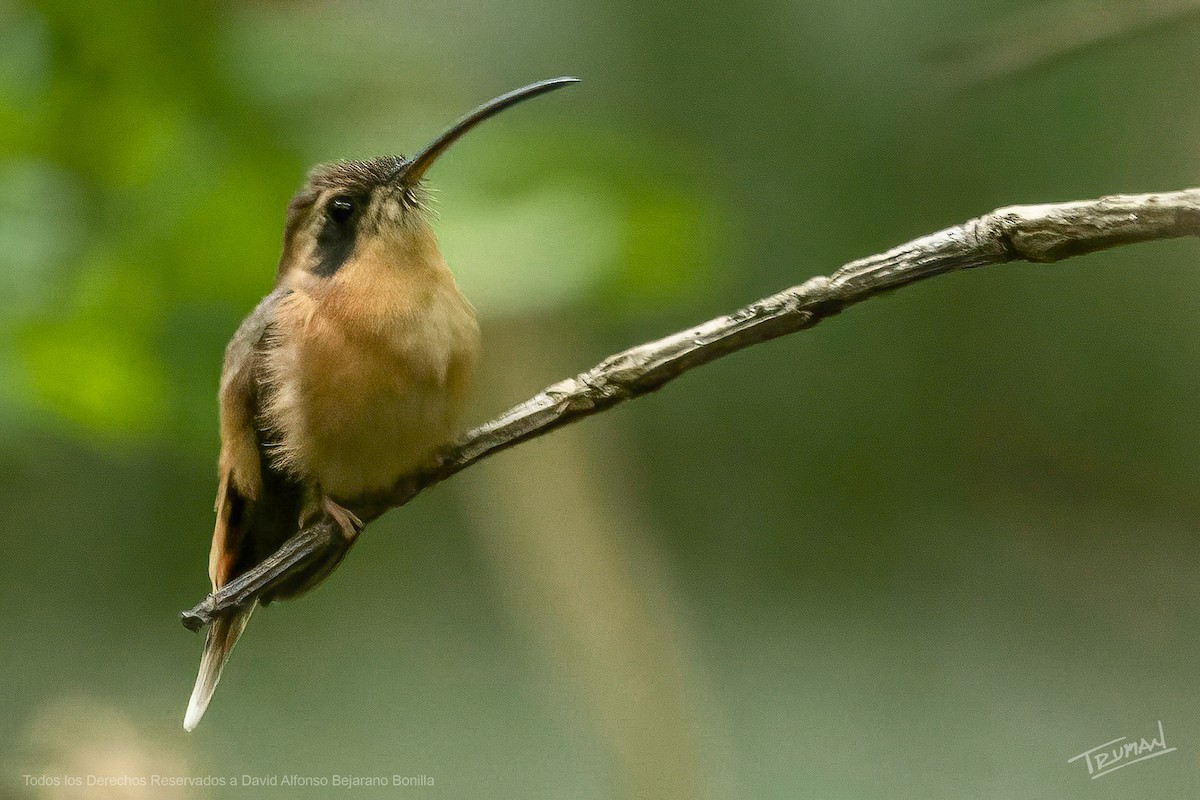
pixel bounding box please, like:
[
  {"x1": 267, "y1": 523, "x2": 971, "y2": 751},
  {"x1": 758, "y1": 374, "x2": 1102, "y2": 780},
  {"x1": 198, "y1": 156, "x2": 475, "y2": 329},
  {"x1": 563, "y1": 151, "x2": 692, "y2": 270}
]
[
  {"x1": 209, "y1": 290, "x2": 285, "y2": 590},
  {"x1": 208, "y1": 287, "x2": 353, "y2": 604}
]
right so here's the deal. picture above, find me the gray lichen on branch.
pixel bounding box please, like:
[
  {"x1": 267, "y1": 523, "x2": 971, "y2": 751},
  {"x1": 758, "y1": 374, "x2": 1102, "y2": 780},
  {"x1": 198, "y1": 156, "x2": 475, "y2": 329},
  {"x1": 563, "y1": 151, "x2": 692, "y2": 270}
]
[{"x1": 181, "y1": 187, "x2": 1200, "y2": 631}]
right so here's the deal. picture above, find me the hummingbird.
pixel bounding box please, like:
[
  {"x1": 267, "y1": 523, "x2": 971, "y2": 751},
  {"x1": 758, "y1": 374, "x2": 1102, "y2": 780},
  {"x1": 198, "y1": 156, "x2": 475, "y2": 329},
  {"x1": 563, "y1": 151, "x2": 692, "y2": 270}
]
[{"x1": 184, "y1": 77, "x2": 579, "y2": 732}]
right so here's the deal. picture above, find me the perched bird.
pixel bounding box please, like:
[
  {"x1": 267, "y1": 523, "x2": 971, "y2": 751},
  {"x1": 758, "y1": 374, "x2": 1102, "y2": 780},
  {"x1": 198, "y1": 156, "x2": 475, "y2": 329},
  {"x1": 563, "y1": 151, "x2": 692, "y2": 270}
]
[{"x1": 185, "y1": 77, "x2": 578, "y2": 731}]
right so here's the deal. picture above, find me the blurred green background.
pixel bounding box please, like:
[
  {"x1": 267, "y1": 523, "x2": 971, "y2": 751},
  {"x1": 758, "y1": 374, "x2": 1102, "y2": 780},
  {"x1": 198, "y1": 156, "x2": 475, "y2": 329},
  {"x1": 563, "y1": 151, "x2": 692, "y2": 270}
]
[{"x1": 4, "y1": 0, "x2": 1200, "y2": 797}]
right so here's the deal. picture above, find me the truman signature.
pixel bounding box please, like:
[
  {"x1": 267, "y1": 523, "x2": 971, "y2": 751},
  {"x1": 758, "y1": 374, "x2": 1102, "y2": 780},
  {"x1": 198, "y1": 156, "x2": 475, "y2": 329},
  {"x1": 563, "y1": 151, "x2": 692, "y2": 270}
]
[{"x1": 1067, "y1": 720, "x2": 1175, "y2": 779}]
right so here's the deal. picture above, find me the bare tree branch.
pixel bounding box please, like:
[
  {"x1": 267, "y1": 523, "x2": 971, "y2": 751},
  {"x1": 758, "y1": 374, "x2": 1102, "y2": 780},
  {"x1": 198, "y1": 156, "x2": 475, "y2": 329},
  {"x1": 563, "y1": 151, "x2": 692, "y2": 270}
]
[{"x1": 181, "y1": 187, "x2": 1200, "y2": 631}]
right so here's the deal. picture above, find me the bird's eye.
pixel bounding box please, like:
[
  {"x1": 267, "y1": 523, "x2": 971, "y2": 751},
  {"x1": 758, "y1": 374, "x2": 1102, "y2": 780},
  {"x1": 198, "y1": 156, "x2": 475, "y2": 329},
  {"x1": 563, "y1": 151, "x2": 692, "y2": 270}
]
[{"x1": 327, "y1": 196, "x2": 356, "y2": 224}]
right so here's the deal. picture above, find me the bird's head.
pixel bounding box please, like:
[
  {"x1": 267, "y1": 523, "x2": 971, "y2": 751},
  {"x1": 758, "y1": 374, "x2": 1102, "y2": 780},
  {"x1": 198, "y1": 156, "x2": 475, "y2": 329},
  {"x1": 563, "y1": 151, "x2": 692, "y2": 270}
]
[{"x1": 274, "y1": 77, "x2": 579, "y2": 284}]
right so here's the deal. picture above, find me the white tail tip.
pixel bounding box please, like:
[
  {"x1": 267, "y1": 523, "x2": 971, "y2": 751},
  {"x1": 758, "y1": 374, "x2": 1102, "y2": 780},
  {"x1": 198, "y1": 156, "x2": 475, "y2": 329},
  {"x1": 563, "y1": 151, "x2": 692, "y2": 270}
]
[
  {"x1": 183, "y1": 698, "x2": 206, "y2": 732},
  {"x1": 183, "y1": 602, "x2": 254, "y2": 732}
]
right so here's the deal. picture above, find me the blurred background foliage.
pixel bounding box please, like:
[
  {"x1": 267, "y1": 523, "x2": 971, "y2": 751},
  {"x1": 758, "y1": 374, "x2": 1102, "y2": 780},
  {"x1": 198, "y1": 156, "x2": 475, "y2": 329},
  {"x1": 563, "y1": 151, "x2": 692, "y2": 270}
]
[{"x1": 4, "y1": 0, "x2": 1200, "y2": 797}]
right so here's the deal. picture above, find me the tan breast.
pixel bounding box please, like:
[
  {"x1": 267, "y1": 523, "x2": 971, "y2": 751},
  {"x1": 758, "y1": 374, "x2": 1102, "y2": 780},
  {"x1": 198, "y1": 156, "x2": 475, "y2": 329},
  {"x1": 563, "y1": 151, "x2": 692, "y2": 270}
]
[{"x1": 263, "y1": 231, "x2": 480, "y2": 500}]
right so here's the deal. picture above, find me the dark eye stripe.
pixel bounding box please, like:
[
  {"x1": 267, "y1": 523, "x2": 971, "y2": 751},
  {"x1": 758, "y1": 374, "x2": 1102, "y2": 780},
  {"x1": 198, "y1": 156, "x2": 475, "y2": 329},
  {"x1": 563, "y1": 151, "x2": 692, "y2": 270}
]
[
  {"x1": 310, "y1": 191, "x2": 370, "y2": 277},
  {"x1": 312, "y1": 213, "x2": 357, "y2": 277}
]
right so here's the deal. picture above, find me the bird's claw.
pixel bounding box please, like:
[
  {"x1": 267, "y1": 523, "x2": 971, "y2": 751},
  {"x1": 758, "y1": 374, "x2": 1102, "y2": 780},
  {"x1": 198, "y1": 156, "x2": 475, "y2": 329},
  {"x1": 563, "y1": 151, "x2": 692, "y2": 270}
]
[{"x1": 323, "y1": 496, "x2": 364, "y2": 541}]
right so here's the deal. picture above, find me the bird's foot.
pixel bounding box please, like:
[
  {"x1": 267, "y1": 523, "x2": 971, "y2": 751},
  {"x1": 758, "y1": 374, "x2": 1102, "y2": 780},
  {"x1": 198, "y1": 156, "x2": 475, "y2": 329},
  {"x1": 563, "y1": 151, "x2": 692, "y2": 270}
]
[{"x1": 323, "y1": 496, "x2": 364, "y2": 541}]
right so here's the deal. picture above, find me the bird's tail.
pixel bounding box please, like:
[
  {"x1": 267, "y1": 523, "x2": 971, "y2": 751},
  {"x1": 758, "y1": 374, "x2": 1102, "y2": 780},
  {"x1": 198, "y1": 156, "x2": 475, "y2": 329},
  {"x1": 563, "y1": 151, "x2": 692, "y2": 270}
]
[{"x1": 183, "y1": 601, "x2": 256, "y2": 732}]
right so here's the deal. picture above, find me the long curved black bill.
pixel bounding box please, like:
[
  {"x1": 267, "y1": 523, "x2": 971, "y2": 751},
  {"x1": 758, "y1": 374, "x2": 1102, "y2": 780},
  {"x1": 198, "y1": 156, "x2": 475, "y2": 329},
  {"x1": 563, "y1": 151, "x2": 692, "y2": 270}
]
[{"x1": 396, "y1": 76, "x2": 580, "y2": 186}]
